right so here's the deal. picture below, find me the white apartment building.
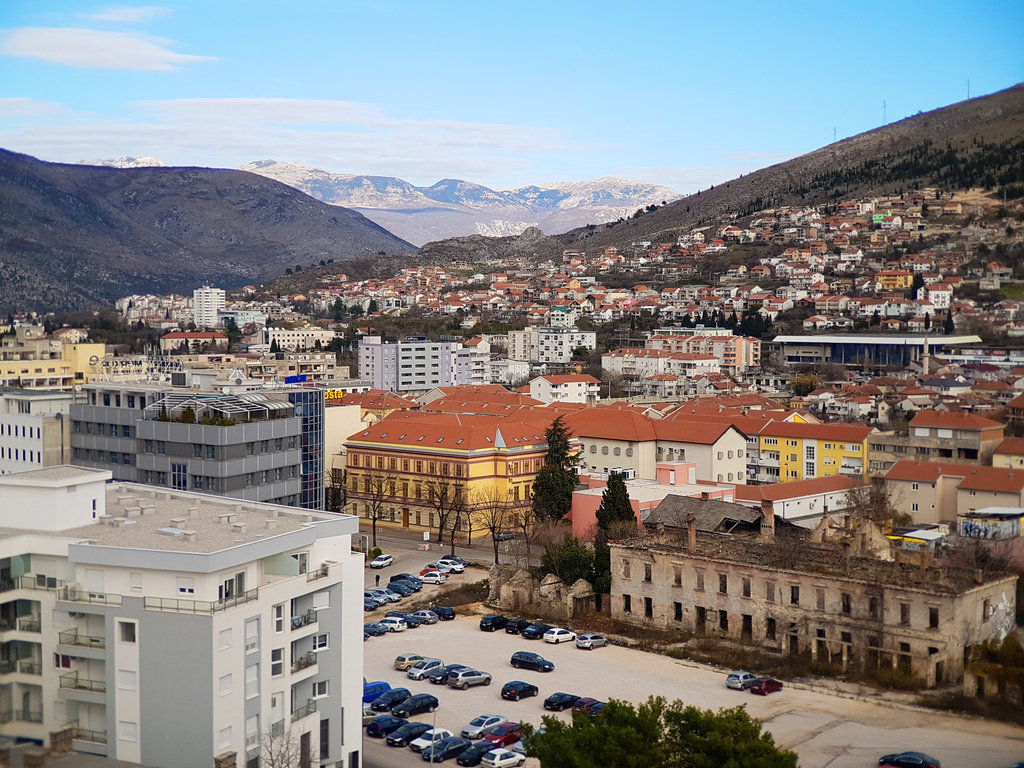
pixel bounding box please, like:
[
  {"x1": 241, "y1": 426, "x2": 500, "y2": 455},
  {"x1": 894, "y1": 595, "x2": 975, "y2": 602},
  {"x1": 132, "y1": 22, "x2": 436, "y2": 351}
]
[
  {"x1": 0, "y1": 389, "x2": 73, "y2": 474},
  {"x1": 0, "y1": 466, "x2": 362, "y2": 768},
  {"x1": 194, "y1": 286, "x2": 227, "y2": 329},
  {"x1": 506, "y1": 326, "x2": 596, "y2": 364},
  {"x1": 357, "y1": 336, "x2": 484, "y2": 393},
  {"x1": 528, "y1": 374, "x2": 600, "y2": 405},
  {"x1": 264, "y1": 326, "x2": 337, "y2": 352}
]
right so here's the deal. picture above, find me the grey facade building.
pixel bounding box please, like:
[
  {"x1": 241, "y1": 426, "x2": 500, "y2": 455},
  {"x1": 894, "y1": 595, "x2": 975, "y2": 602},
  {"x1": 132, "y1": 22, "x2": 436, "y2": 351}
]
[
  {"x1": 357, "y1": 336, "x2": 476, "y2": 393},
  {"x1": 70, "y1": 384, "x2": 307, "y2": 508},
  {"x1": 0, "y1": 389, "x2": 73, "y2": 474}
]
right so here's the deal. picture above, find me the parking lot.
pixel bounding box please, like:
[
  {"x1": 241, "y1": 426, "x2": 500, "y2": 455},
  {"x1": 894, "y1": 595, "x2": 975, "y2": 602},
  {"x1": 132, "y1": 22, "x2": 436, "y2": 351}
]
[{"x1": 362, "y1": 612, "x2": 1024, "y2": 768}]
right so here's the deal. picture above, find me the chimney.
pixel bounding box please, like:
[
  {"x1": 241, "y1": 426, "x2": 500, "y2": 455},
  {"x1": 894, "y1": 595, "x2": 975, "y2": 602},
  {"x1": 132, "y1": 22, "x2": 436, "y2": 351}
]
[
  {"x1": 700, "y1": 491, "x2": 710, "y2": 500},
  {"x1": 760, "y1": 498, "x2": 776, "y2": 540},
  {"x1": 686, "y1": 512, "x2": 697, "y2": 553}
]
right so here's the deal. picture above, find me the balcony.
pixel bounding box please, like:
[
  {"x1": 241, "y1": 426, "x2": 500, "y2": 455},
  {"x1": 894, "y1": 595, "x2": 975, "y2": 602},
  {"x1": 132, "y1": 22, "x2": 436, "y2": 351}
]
[
  {"x1": 291, "y1": 610, "x2": 318, "y2": 631},
  {"x1": 144, "y1": 588, "x2": 259, "y2": 614},
  {"x1": 291, "y1": 699, "x2": 317, "y2": 722},
  {"x1": 57, "y1": 586, "x2": 122, "y2": 607},
  {"x1": 18, "y1": 661, "x2": 42, "y2": 676},
  {"x1": 0, "y1": 575, "x2": 63, "y2": 595},
  {"x1": 306, "y1": 564, "x2": 331, "y2": 582},
  {"x1": 0, "y1": 709, "x2": 42, "y2": 724},
  {"x1": 58, "y1": 629, "x2": 106, "y2": 649},
  {"x1": 291, "y1": 651, "x2": 317, "y2": 674},
  {"x1": 0, "y1": 616, "x2": 41, "y2": 635},
  {"x1": 59, "y1": 672, "x2": 106, "y2": 694}
]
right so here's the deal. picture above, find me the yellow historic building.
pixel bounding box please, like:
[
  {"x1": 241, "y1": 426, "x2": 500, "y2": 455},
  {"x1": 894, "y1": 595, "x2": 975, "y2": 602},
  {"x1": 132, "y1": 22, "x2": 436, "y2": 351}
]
[
  {"x1": 343, "y1": 411, "x2": 552, "y2": 532},
  {"x1": 0, "y1": 325, "x2": 104, "y2": 389}
]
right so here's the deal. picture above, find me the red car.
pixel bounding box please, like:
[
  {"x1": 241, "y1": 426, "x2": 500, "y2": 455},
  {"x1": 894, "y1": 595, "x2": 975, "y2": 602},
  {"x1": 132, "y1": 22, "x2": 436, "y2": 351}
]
[
  {"x1": 483, "y1": 722, "x2": 523, "y2": 747},
  {"x1": 749, "y1": 677, "x2": 783, "y2": 695}
]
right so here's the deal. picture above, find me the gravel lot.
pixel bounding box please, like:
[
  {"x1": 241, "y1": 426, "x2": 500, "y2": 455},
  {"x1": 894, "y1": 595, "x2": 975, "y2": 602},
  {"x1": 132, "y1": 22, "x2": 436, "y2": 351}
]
[{"x1": 362, "y1": 613, "x2": 1024, "y2": 768}]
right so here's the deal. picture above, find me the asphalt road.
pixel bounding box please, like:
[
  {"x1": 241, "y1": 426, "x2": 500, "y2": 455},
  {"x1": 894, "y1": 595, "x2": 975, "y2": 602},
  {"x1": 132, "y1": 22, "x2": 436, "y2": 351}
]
[{"x1": 359, "y1": 527, "x2": 1024, "y2": 768}]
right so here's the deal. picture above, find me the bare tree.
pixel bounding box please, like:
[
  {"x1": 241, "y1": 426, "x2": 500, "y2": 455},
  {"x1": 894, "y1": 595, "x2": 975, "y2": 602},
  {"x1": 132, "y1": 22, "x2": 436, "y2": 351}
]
[
  {"x1": 349, "y1": 467, "x2": 398, "y2": 548},
  {"x1": 261, "y1": 726, "x2": 300, "y2": 768},
  {"x1": 422, "y1": 476, "x2": 467, "y2": 546},
  {"x1": 509, "y1": 500, "x2": 538, "y2": 564},
  {"x1": 472, "y1": 489, "x2": 515, "y2": 564},
  {"x1": 845, "y1": 477, "x2": 908, "y2": 526}
]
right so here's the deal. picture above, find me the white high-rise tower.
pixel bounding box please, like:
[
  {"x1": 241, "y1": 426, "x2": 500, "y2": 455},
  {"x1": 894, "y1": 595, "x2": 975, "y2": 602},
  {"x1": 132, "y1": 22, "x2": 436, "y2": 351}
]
[{"x1": 193, "y1": 285, "x2": 225, "y2": 328}]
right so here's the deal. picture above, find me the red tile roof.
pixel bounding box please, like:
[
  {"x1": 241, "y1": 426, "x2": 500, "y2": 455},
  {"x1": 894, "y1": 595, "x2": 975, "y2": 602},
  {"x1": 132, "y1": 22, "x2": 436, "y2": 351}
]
[
  {"x1": 909, "y1": 410, "x2": 1003, "y2": 431},
  {"x1": 956, "y1": 466, "x2": 1024, "y2": 494},
  {"x1": 994, "y1": 437, "x2": 1024, "y2": 456},
  {"x1": 346, "y1": 411, "x2": 553, "y2": 452},
  {"x1": 733, "y1": 475, "x2": 859, "y2": 502}
]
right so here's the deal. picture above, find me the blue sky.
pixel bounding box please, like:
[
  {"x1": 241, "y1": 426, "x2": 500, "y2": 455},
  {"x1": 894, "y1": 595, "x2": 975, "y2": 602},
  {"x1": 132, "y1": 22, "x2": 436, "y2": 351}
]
[{"x1": 1, "y1": 1, "x2": 1022, "y2": 193}]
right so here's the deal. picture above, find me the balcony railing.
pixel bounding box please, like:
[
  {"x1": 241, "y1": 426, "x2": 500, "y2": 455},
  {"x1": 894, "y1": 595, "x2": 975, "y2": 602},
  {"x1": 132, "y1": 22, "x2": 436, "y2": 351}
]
[
  {"x1": 306, "y1": 564, "x2": 330, "y2": 582},
  {"x1": 0, "y1": 575, "x2": 64, "y2": 595},
  {"x1": 292, "y1": 699, "x2": 317, "y2": 722},
  {"x1": 58, "y1": 586, "x2": 122, "y2": 607},
  {"x1": 144, "y1": 588, "x2": 259, "y2": 614},
  {"x1": 291, "y1": 651, "x2": 317, "y2": 674},
  {"x1": 291, "y1": 610, "x2": 317, "y2": 630},
  {"x1": 17, "y1": 618, "x2": 40, "y2": 633},
  {"x1": 59, "y1": 672, "x2": 106, "y2": 693},
  {"x1": 58, "y1": 629, "x2": 106, "y2": 649},
  {"x1": 0, "y1": 709, "x2": 42, "y2": 724},
  {"x1": 18, "y1": 661, "x2": 42, "y2": 676},
  {"x1": 64, "y1": 720, "x2": 108, "y2": 744}
]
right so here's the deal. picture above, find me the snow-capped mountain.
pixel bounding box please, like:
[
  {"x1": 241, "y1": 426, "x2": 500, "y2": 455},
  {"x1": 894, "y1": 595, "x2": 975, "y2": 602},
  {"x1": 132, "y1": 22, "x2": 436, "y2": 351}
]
[
  {"x1": 79, "y1": 156, "x2": 166, "y2": 168},
  {"x1": 238, "y1": 160, "x2": 679, "y2": 246}
]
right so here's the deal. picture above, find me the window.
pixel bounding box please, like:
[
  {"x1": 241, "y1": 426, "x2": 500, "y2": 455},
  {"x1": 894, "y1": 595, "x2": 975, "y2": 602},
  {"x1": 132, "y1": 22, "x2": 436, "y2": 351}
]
[
  {"x1": 274, "y1": 604, "x2": 285, "y2": 633},
  {"x1": 245, "y1": 618, "x2": 259, "y2": 653},
  {"x1": 900, "y1": 602, "x2": 910, "y2": 626},
  {"x1": 719, "y1": 610, "x2": 728, "y2": 631},
  {"x1": 696, "y1": 606, "x2": 707, "y2": 632},
  {"x1": 622, "y1": 560, "x2": 631, "y2": 579},
  {"x1": 118, "y1": 721, "x2": 138, "y2": 742},
  {"x1": 219, "y1": 628, "x2": 232, "y2": 649},
  {"x1": 313, "y1": 633, "x2": 328, "y2": 650},
  {"x1": 219, "y1": 726, "x2": 232, "y2": 749},
  {"x1": 841, "y1": 593, "x2": 851, "y2": 615},
  {"x1": 312, "y1": 590, "x2": 330, "y2": 610},
  {"x1": 841, "y1": 631, "x2": 852, "y2": 645},
  {"x1": 816, "y1": 588, "x2": 825, "y2": 610},
  {"x1": 119, "y1": 621, "x2": 136, "y2": 643},
  {"x1": 245, "y1": 664, "x2": 260, "y2": 699},
  {"x1": 194, "y1": 443, "x2": 203, "y2": 458},
  {"x1": 869, "y1": 596, "x2": 879, "y2": 619},
  {"x1": 129, "y1": 572, "x2": 142, "y2": 591},
  {"x1": 766, "y1": 582, "x2": 776, "y2": 603},
  {"x1": 929, "y1": 607, "x2": 939, "y2": 629},
  {"x1": 219, "y1": 673, "x2": 233, "y2": 696},
  {"x1": 674, "y1": 601, "x2": 683, "y2": 621},
  {"x1": 673, "y1": 565, "x2": 682, "y2": 587},
  {"x1": 983, "y1": 599, "x2": 992, "y2": 620},
  {"x1": 695, "y1": 571, "x2": 704, "y2": 592},
  {"x1": 623, "y1": 595, "x2": 632, "y2": 613},
  {"x1": 718, "y1": 574, "x2": 728, "y2": 595},
  {"x1": 176, "y1": 577, "x2": 194, "y2": 595},
  {"x1": 118, "y1": 669, "x2": 137, "y2": 690},
  {"x1": 742, "y1": 577, "x2": 751, "y2": 598},
  {"x1": 313, "y1": 680, "x2": 329, "y2": 699},
  {"x1": 271, "y1": 648, "x2": 284, "y2": 676},
  {"x1": 766, "y1": 617, "x2": 776, "y2": 640},
  {"x1": 321, "y1": 718, "x2": 330, "y2": 760},
  {"x1": 246, "y1": 715, "x2": 260, "y2": 752},
  {"x1": 644, "y1": 563, "x2": 652, "y2": 582},
  {"x1": 644, "y1": 596, "x2": 653, "y2": 618},
  {"x1": 790, "y1": 585, "x2": 800, "y2": 605}
]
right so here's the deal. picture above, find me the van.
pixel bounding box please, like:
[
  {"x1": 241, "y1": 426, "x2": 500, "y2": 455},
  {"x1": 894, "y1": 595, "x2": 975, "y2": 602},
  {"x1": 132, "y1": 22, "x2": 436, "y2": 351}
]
[
  {"x1": 406, "y1": 658, "x2": 443, "y2": 680},
  {"x1": 362, "y1": 680, "x2": 391, "y2": 703},
  {"x1": 394, "y1": 653, "x2": 425, "y2": 671},
  {"x1": 380, "y1": 616, "x2": 407, "y2": 633}
]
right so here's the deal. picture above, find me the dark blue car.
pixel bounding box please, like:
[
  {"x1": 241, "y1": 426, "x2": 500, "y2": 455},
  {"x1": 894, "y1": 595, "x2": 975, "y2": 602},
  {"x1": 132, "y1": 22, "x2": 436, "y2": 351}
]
[
  {"x1": 366, "y1": 715, "x2": 407, "y2": 738},
  {"x1": 434, "y1": 606, "x2": 456, "y2": 621},
  {"x1": 422, "y1": 736, "x2": 471, "y2": 762}
]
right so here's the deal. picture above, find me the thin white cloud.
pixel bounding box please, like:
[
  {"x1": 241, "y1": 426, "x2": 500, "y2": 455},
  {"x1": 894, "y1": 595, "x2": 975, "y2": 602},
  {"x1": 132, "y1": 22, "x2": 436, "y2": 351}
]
[
  {"x1": 80, "y1": 6, "x2": 170, "y2": 23},
  {"x1": 0, "y1": 97, "x2": 67, "y2": 118},
  {"x1": 0, "y1": 27, "x2": 215, "y2": 71}
]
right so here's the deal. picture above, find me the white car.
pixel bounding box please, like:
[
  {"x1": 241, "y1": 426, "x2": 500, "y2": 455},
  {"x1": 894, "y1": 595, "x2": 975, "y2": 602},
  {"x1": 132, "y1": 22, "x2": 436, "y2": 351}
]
[
  {"x1": 409, "y1": 727, "x2": 452, "y2": 753},
  {"x1": 420, "y1": 571, "x2": 447, "y2": 585},
  {"x1": 369, "y1": 553, "x2": 394, "y2": 569},
  {"x1": 481, "y1": 748, "x2": 525, "y2": 768},
  {"x1": 437, "y1": 557, "x2": 466, "y2": 573},
  {"x1": 543, "y1": 627, "x2": 577, "y2": 644},
  {"x1": 379, "y1": 616, "x2": 407, "y2": 633}
]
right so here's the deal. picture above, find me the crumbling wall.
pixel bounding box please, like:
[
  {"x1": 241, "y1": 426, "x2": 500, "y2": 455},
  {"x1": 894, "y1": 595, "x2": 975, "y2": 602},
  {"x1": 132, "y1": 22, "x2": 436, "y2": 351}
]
[{"x1": 489, "y1": 565, "x2": 596, "y2": 619}]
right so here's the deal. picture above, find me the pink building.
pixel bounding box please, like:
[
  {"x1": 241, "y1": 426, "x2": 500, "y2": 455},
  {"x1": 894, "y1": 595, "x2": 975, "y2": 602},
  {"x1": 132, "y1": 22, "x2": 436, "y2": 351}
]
[{"x1": 569, "y1": 461, "x2": 735, "y2": 539}]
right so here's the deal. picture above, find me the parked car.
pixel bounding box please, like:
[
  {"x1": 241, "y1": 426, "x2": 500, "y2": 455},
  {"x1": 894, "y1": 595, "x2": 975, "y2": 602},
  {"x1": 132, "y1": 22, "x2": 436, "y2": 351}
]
[
  {"x1": 371, "y1": 687, "x2": 412, "y2": 712},
  {"x1": 412, "y1": 609, "x2": 440, "y2": 624},
  {"x1": 366, "y1": 714, "x2": 407, "y2": 738},
  {"x1": 448, "y1": 669, "x2": 493, "y2": 689},
  {"x1": 504, "y1": 619, "x2": 530, "y2": 635},
  {"x1": 437, "y1": 555, "x2": 467, "y2": 572},
  {"x1": 369, "y1": 553, "x2": 394, "y2": 568},
  {"x1": 429, "y1": 664, "x2": 469, "y2": 685},
  {"x1": 392, "y1": 573, "x2": 424, "y2": 589},
  {"x1": 367, "y1": 589, "x2": 397, "y2": 604},
  {"x1": 434, "y1": 606, "x2": 456, "y2": 621},
  {"x1": 510, "y1": 651, "x2": 554, "y2": 672},
  {"x1": 407, "y1": 658, "x2": 445, "y2": 680},
  {"x1": 457, "y1": 740, "x2": 501, "y2": 766},
  {"x1": 588, "y1": 701, "x2": 605, "y2": 717},
  {"x1": 394, "y1": 653, "x2": 425, "y2": 671},
  {"x1": 392, "y1": 693, "x2": 440, "y2": 718},
  {"x1": 389, "y1": 581, "x2": 415, "y2": 597},
  {"x1": 422, "y1": 737, "x2": 472, "y2": 763},
  {"x1": 500, "y1": 680, "x2": 539, "y2": 701},
  {"x1": 461, "y1": 715, "x2": 507, "y2": 740},
  {"x1": 749, "y1": 677, "x2": 783, "y2": 695},
  {"x1": 575, "y1": 633, "x2": 608, "y2": 650},
  {"x1": 479, "y1": 615, "x2": 508, "y2": 632},
  {"x1": 362, "y1": 703, "x2": 377, "y2": 726},
  {"x1": 424, "y1": 562, "x2": 453, "y2": 574},
  {"x1": 386, "y1": 721, "x2": 432, "y2": 747},
  {"x1": 364, "y1": 598, "x2": 379, "y2": 612},
  {"x1": 380, "y1": 616, "x2": 408, "y2": 633},
  {"x1": 420, "y1": 570, "x2": 447, "y2": 584},
  {"x1": 364, "y1": 622, "x2": 388, "y2": 637},
  {"x1": 362, "y1": 680, "x2": 392, "y2": 703},
  {"x1": 481, "y1": 749, "x2": 525, "y2": 768},
  {"x1": 543, "y1": 692, "x2": 580, "y2": 711},
  {"x1": 519, "y1": 623, "x2": 552, "y2": 640},
  {"x1": 387, "y1": 610, "x2": 422, "y2": 628},
  {"x1": 726, "y1": 671, "x2": 758, "y2": 690},
  {"x1": 543, "y1": 628, "x2": 577, "y2": 644},
  {"x1": 483, "y1": 723, "x2": 523, "y2": 748},
  {"x1": 410, "y1": 727, "x2": 452, "y2": 753},
  {"x1": 878, "y1": 752, "x2": 941, "y2": 768},
  {"x1": 364, "y1": 591, "x2": 388, "y2": 607},
  {"x1": 572, "y1": 697, "x2": 603, "y2": 714},
  {"x1": 493, "y1": 531, "x2": 516, "y2": 542}
]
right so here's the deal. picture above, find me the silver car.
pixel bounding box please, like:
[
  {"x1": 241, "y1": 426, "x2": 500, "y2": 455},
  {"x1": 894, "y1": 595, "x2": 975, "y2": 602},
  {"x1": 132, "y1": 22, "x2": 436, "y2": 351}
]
[
  {"x1": 407, "y1": 658, "x2": 444, "y2": 680},
  {"x1": 460, "y1": 714, "x2": 507, "y2": 739},
  {"x1": 412, "y1": 610, "x2": 439, "y2": 625},
  {"x1": 575, "y1": 632, "x2": 608, "y2": 650},
  {"x1": 447, "y1": 668, "x2": 492, "y2": 689}
]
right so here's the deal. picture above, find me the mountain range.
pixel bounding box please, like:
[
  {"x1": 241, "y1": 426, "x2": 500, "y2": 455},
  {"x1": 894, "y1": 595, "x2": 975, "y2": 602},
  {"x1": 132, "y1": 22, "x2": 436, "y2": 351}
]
[
  {"x1": 0, "y1": 149, "x2": 415, "y2": 313},
  {"x1": 237, "y1": 161, "x2": 680, "y2": 246}
]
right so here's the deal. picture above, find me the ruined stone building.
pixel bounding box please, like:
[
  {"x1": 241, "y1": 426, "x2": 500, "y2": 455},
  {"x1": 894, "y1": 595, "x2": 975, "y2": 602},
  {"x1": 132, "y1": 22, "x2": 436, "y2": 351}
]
[{"x1": 609, "y1": 496, "x2": 1016, "y2": 688}]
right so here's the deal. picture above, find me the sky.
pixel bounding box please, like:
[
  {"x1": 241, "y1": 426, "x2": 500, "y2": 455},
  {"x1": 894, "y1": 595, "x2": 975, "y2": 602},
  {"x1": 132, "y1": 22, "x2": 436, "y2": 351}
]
[{"x1": 1, "y1": 1, "x2": 1022, "y2": 194}]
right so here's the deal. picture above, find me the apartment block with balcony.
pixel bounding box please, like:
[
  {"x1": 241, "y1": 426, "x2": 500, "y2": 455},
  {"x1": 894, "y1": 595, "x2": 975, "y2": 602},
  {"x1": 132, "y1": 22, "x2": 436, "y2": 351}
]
[
  {"x1": 0, "y1": 465, "x2": 362, "y2": 768},
  {"x1": 868, "y1": 410, "x2": 1004, "y2": 475},
  {"x1": 0, "y1": 326, "x2": 104, "y2": 390},
  {"x1": 507, "y1": 326, "x2": 596, "y2": 365},
  {"x1": 357, "y1": 336, "x2": 481, "y2": 394},
  {"x1": 752, "y1": 421, "x2": 874, "y2": 485}
]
